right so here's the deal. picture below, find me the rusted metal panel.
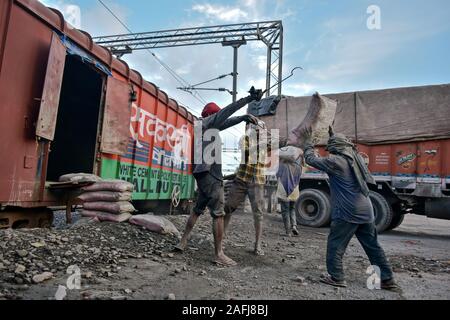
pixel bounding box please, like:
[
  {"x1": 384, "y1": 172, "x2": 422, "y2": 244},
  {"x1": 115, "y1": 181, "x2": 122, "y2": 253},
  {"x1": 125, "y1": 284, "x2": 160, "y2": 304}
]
[
  {"x1": 0, "y1": 0, "x2": 193, "y2": 209},
  {"x1": 0, "y1": 3, "x2": 55, "y2": 204},
  {"x1": 101, "y1": 76, "x2": 131, "y2": 155},
  {"x1": 36, "y1": 33, "x2": 66, "y2": 141},
  {"x1": 0, "y1": 0, "x2": 13, "y2": 75}
]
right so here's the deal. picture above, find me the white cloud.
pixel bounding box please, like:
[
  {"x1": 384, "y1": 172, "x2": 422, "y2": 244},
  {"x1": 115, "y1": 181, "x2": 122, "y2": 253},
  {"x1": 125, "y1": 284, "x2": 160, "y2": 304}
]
[
  {"x1": 285, "y1": 82, "x2": 316, "y2": 96},
  {"x1": 41, "y1": 0, "x2": 81, "y2": 29},
  {"x1": 192, "y1": 4, "x2": 248, "y2": 22}
]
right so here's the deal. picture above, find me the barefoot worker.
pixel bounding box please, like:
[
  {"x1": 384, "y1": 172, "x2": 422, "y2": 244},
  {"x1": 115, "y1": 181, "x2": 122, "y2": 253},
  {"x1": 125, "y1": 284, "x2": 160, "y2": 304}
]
[
  {"x1": 304, "y1": 127, "x2": 398, "y2": 290},
  {"x1": 175, "y1": 87, "x2": 263, "y2": 267},
  {"x1": 224, "y1": 121, "x2": 286, "y2": 256}
]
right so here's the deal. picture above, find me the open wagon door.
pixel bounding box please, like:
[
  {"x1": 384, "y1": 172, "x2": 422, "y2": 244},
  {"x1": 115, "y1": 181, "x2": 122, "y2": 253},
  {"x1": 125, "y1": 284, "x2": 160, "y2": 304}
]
[
  {"x1": 36, "y1": 33, "x2": 66, "y2": 140},
  {"x1": 100, "y1": 77, "x2": 132, "y2": 155}
]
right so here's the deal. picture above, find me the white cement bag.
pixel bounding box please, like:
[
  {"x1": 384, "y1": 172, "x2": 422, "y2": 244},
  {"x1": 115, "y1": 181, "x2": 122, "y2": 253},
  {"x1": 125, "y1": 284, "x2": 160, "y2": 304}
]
[
  {"x1": 129, "y1": 214, "x2": 180, "y2": 237},
  {"x1": 83, "y1": 201, "x2": 136, "y2": 214},
  {"x1": 288, "y1": 93, "x2": 337, "y2": 148},
  {"x1": 80, "y1": 210, "x2": 131, "y2": 223},
  {"x1": 59, "y1": 173, "x2": 102, "y2": 184},
  {"x1": 81, "y1": 180, "x2": 134, "y2": 193},
  {"x1": 77, "y1": 191, "x2": 132, "y2": 203}
]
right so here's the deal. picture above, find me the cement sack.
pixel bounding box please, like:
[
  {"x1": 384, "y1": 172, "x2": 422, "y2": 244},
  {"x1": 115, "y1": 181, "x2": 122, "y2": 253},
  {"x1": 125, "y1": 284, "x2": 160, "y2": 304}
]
[
  {"x1": 59, "y1": 173, "x2": 102, "y2": 184},
  {"x1": 80, "y1": 210, "x2": 131, "y2": 223},
  {"x1": 83, "y1": 201, "x2": 136, "y2": 214},
  {"x1": 77, "y1": 191, "x2": 132, "y2": 203},
  {"x1": 129, "y1": 214, "x2": 180, "y2": 237},
  {"x1": 287, "y1": 93, "x2": 337, "y2": 149},
  {"x1": 81, "y1": 180, "x2": 134, "y2": 193}
]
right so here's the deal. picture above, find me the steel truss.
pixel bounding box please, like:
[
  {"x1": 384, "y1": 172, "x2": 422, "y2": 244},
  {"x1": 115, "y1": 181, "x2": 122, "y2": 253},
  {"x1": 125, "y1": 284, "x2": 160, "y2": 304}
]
[{"x1": 93, "y1": 21, "x2": 284, "y2": 98}]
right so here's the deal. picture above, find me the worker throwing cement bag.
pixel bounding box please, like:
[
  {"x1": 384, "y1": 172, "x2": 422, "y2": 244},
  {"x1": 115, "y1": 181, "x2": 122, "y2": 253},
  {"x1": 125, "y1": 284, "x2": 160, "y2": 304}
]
[{"x1": 287, "y1": 92, "x2": 338, "y2": 148}]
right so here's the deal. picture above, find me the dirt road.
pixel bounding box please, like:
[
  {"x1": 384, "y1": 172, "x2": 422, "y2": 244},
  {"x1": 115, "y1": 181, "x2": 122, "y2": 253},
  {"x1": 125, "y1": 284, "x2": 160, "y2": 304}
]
[{"x1": 0, "y1": 211, "x2": 449, "y2": 300}]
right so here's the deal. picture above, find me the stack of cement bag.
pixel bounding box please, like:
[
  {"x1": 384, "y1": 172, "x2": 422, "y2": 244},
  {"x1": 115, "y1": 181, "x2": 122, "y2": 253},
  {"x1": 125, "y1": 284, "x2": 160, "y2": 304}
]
[{"x1": 59, "y1": 174, "x2": 136, "y2": 223}]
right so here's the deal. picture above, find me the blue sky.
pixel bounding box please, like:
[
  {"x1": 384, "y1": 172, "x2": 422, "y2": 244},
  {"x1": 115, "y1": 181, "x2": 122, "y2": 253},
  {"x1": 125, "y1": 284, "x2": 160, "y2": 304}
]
[{"x1": 41, "y1": 0, "x2": 450, "y2": 148}]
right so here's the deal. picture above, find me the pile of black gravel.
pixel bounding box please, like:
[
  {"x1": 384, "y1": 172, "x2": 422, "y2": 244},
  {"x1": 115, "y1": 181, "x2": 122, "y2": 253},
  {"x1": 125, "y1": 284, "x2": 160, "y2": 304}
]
[{"x1": 0, "y1": 217, "x2": 180, "y2": 292}]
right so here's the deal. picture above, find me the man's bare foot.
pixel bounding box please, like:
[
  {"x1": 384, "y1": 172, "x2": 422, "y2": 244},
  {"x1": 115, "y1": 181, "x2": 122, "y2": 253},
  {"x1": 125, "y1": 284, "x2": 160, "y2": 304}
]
[
  {"x1": 254, "y1": 248, "x2": 265, "y2": 256},
  {"x1": 214, "y1": 253, "x2": 237, "y2": 267},
  {"x1": 173, "y1": 241, "x2": 187, "y2": 253}
]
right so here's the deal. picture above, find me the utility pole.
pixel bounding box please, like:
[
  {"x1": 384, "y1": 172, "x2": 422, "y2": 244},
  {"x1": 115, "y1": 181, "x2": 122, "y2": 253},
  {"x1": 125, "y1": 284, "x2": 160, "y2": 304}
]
[{"x1": 222, "y1": 38, "x2": 247, "y2": 103}]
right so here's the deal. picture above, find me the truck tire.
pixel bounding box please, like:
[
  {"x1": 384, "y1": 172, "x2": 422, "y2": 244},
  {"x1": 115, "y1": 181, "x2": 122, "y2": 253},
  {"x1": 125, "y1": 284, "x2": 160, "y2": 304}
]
[
  {"x1": 386, "y1": 213, "x2": 405, "y2": 231},
  {"x1": 368, "y1": 191, "x2": 393, "y2": 233},
  {"x1": 295, "y1": 189, "x2": 331, "y2": 228}
]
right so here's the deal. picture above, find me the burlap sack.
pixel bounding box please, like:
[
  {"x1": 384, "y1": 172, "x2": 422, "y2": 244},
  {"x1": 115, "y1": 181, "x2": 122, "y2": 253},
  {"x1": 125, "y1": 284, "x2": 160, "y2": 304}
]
[
  {"x1": 287, "y1": 93, "x2": 337, "y2": 148},
  {"x1": 80, "y1": 210, "x2": 132, "y2": 223},
  {"x1": 83, "y1": 201, "x2": 136, "y2": 214},
  {"x1": 129, "y1": 214, "x2": 180, "y2": 237},
  {"x1": 77, "y1": 191, "x2": 132, "y2": 203},
  {"x1": 81, "y1": 180, "x2": 134, "y2": 193},
  {"x1": 59, "y1": 173, "x2": 102, "y2": 184}
]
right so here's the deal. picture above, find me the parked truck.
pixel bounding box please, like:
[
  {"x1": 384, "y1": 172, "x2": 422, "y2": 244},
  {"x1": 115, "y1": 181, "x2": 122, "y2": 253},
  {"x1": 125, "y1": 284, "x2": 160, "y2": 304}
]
[
  {"x1": 0, "y1": 0, "x2": 196, "y2": 228},
  {"x1": 259, "y1": 85, "x2": 450, "y2": 232}
]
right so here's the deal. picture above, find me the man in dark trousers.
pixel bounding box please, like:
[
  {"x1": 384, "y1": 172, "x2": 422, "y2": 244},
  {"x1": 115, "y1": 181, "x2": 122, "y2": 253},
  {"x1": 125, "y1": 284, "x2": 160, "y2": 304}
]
[
  {"x1": 304, "y1": 127, "x2": 398, "y2": 290},
  {"x1": 175, "y1": 87, "x2": 263, "y2": 267}
]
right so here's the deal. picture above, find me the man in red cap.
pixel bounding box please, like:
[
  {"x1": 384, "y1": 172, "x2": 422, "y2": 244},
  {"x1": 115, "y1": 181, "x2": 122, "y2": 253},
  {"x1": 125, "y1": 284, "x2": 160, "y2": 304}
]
[{"x1": 175, "y1": 87, "x2": 263, "y2": 267}]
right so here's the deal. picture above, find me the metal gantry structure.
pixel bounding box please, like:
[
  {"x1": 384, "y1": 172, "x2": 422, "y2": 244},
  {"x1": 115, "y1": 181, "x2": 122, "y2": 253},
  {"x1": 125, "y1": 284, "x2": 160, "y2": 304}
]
[{"x1": 93, "y1": 21, "x2": 284, "y2": 101}]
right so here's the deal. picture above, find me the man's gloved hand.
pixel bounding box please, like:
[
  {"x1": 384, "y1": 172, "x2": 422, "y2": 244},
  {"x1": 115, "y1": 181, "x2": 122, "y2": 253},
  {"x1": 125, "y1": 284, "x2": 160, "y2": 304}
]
[
  {"x1": 223, "y1": 174, "x2": 236, "y2": 181},
  {"x1": 249, "y1": 86, "x2": 264, "y2": 102},
  {"x1": 242, "y1": 114, "x2": 259, "y2": 125}
]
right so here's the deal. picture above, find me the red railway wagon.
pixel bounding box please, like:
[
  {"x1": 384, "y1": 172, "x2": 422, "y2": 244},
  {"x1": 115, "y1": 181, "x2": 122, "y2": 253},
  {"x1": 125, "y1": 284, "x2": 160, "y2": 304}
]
[
  {"x1": 0, "y1": 0, "x2": 196, "y2": 228},
  {"x1": 261, "y1": 85, "x2": 450, "y2": 232}
]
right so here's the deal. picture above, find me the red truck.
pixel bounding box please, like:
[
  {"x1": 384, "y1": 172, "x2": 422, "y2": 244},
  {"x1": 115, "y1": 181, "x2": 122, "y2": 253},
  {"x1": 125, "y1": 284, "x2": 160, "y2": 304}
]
[{"x1": 260, "y1": 84, "x2": 450, "y2": 232}]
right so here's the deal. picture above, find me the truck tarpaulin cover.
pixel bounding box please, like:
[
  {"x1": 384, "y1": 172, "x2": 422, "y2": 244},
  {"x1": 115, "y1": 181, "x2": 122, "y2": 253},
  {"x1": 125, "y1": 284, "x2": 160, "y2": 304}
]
[{"x1": 259, "y1": 84, "x2": 450, "y2": 145}]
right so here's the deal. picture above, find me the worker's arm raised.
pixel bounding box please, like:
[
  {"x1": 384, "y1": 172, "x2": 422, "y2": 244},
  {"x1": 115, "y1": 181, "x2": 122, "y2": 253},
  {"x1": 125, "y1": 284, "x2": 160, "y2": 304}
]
[
  {"x1": 304, "y1": 144, "x2": 338, "y2": 175},
  {"x1": 204, "y1": 87, "x2": 263, "y2": 130},
  {"x1": 219, "y1": 114, "x2": 258, "y2": 131}
]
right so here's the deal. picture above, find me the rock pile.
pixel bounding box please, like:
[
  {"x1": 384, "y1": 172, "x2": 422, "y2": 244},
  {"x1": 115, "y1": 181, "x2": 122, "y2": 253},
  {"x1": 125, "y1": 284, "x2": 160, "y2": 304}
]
[{"x1": 0, "y1": 217, "x2": 180, "y2": 294}]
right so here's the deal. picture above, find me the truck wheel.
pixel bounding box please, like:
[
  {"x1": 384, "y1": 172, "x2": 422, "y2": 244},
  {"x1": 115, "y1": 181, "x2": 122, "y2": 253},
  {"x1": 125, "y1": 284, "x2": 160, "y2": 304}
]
[
  {"x1": 368, "y1": 191, "x2": 393, "y2": 233},
  {"x1": 387, "y1": 213, "x2": 405, "y2": 231},
  {"x1": 295, "y1": 189, "x2": 331, "y2": 228}
]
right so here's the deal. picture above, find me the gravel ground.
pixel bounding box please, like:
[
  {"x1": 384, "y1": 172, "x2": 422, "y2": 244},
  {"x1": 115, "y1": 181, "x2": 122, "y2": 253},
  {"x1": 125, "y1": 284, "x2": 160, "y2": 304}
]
[{"x1": 0, "y1": 211, "x2": 449, "y2": 300}]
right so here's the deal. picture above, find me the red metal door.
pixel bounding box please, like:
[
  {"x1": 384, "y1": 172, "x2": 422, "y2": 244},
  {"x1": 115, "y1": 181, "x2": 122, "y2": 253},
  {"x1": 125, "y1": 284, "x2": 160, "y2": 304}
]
[
  {"x1": 101, "y1": 77, "x2": 131, "y2": 155},
  {"x1": 36, "y1": 33, "x2": 66, "y2": 141}
]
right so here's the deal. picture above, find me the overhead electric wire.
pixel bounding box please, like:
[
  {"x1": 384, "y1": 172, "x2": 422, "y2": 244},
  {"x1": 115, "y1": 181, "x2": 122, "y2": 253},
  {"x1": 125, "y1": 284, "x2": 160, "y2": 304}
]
[
  {"x1": 96, "y1": 0, "x2": 208, "y2": 107},
  {"x1": 190, "y1": 73, "x2": 234, "y2": 88},
  {"x1": 96, "y1": 0, "x2": 244, "y2": 140}
]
